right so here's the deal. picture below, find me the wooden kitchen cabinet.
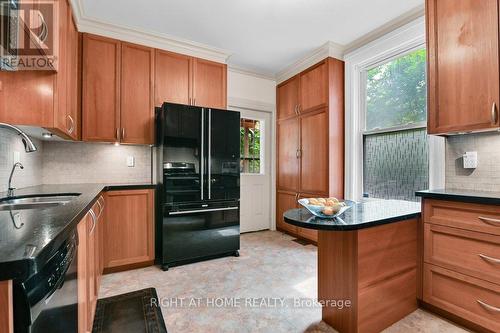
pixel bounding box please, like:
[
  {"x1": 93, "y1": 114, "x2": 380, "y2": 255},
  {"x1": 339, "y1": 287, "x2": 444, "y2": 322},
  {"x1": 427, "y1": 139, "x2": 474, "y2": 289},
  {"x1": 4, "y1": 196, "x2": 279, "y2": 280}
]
[
  {"x1": 0, "y1": 0, "x2": 81, "y2": 140},
  {"x1": 120, "y1": 43, "x2": 155, "y2": 144},
  {"x1": 82, "y1": 34, "x2": 121, "y2": 142},
  {"x1": 103, "y1": 190, "x2": 155, "y2": 272},
  {"x1": 275, "y1": 58, "x2": 344, "y2": 242},
  {"x1": 0, "y1": 280, "x2": 13, "y2": 333},
  {"x1": 276, "y1": 191, "x2": 298, "y2": 235},
  {"x1": 155, "y1": 51, "x2": 227, "y2": 109},
  {"x1": 426, "y1": 0, "x2": 500, "y2": 134}
]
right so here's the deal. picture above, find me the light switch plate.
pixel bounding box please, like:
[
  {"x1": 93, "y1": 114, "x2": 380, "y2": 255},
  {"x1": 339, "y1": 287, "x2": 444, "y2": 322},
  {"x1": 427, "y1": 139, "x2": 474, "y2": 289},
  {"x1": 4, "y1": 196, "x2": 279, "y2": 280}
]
[
  {"x1": 463, "y1": 151, "x2": 478, "y2": 169},
  {"x1": 126, "y1": 156, "x2": 135, "y2": 167},
  {"x1": 13, "y1": 151, "x2": 21, "y2": 163}
]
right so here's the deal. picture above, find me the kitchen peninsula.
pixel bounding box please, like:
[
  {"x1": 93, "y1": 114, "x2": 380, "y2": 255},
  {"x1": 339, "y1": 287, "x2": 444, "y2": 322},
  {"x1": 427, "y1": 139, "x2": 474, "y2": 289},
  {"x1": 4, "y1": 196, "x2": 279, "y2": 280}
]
[{"x1": 284, "y1": 200, "x2": 421, "y2": 333}]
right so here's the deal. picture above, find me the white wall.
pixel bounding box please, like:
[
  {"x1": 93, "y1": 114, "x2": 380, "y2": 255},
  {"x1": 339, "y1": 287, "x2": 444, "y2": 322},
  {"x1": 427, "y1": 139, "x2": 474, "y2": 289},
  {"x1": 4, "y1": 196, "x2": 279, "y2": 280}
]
[{"x1": 227, "y1": 69, "x2": 276, "y2": 110}]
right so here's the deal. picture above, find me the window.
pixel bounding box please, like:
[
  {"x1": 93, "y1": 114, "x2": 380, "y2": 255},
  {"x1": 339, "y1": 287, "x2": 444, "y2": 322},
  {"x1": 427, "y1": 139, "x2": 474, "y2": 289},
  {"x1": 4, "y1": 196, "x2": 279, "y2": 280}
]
[
  {"x1": 362, "y1": 48, "x2": 429, "y2": 201},
  {"x1": 240, "y1": 118, "x2": 263, "y2": 174}
]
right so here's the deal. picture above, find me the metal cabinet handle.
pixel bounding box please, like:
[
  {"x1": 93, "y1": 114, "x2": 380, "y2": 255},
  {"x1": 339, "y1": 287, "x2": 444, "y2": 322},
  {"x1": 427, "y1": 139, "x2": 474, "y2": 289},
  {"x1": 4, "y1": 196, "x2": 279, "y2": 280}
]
[
  {"x1": 169, "y1": 207, "x2": 238, "y2": 215},
  {"x1": 67, "y1": 115, "x2": 75, "y2": 134},
  {"x1": 121, "y1": 128, "x2": 125, "y2": 140},
  {"x1": 478, "y1": 216, "x2": 500, "y2": 226},
  {"x1": 193, "y1": 98, "x2": 196, "y2": 106},
  {"x1": 96, "y1": 197, "x2": 104, "y2": 220},
  {"x1": 89, "y1": 209, "x2": 97, "y2": 234},
  {"x1": 116, "y1": 128, "x2": 120, "y2": 140},
  {"x1": 297, "y1": 104, "x2": 301, "y2": 115},
  {"x1": 492, "y1": 102, "x2": 498, "y2": 124},
  {"x1": 200, "y1": 108, "x2": 204, "y2": 200},
  {"x1": 479, "y1": 254, "x2": 500, "y2": 264},
  {"x1": 37, "y1": 11, "x2": 49, "y2": 43},
  {"x1": 294, "y1": 105, "x2": 298, "y2": 116},
  {"x1": 208, "y1": 109, "x2": 212, "y2": 200},
  {"x1": 477, "y1": 300, "x2": 500, "y2": 312}
]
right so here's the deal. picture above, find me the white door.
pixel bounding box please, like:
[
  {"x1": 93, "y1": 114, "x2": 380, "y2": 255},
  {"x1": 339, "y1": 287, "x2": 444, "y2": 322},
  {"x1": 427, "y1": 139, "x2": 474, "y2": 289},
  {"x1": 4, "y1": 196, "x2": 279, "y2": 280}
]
[{"x1": 236, "y1": 108, "x2": 272, "y2": 233}]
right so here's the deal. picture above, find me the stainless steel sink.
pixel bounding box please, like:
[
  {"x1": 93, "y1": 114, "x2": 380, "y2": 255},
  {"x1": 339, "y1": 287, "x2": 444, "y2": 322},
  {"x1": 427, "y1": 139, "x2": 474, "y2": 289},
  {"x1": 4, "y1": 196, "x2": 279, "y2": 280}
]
[{"x1": 0, "y1": 194, "x2": 80, "y2": 211}]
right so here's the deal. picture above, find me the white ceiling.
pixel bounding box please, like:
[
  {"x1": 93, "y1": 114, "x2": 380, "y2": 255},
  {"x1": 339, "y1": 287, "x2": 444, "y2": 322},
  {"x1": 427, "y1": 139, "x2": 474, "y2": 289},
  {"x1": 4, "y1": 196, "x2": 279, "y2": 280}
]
[{"x1": 81, "y1": 0, "x2": 423, "y2": 76}]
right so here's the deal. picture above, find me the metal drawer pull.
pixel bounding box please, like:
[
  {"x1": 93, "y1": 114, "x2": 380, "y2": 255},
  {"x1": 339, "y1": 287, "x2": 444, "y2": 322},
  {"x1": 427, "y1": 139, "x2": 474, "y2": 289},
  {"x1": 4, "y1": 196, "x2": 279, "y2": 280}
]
[
  {"x1": 67, "y1": 115, "x2": 75, "y2": 134},
  {"x1": 169, "y1": 207, "x2": 238, "y2": 215},
  {"x1": 492, "y1": 102, "x2": 498, "y2": 124},
  {"x1": 478, "y1": 216, "x2": 500, "y2": 226},
  {"x1": 479, "y1": 254, "x2": 500, "y2": 264},
  {"x1": 89, "y1": 209, "x2": 97, "y2": 234},
  {"x1": 477, "y1": 300, "x2": 500, "y2": 313}
]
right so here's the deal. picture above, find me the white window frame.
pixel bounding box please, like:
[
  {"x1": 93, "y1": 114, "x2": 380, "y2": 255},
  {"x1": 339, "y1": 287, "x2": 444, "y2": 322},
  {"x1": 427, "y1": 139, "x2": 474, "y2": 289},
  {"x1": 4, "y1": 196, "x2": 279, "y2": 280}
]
[
  {"x1": 345, "y1": 16, "x2": 445, "y2": 201},
  {"x1": 240, "y1": 117, "x2": 266, "y2": 176}
]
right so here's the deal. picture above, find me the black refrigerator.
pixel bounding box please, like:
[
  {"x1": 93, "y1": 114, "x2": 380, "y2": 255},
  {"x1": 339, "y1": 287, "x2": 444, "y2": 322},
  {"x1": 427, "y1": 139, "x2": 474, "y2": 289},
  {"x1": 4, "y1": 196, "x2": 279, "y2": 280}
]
[{"x1": 155, "y1": 102, "x2": 240, "y2": 270}]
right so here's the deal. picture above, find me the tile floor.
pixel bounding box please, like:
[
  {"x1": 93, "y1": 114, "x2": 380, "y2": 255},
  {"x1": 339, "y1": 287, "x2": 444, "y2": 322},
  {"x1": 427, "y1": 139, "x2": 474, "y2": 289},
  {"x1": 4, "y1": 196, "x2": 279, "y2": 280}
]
[{"x1": 99, "y1": 231, "x2": 470, "y2": 333}]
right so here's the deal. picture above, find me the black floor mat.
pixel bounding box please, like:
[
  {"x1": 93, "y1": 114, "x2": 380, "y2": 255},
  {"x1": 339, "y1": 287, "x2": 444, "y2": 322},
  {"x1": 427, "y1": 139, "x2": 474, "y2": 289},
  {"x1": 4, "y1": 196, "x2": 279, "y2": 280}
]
[{"x1": 92, "y1": 288, "x2": 167, "y2": 333}]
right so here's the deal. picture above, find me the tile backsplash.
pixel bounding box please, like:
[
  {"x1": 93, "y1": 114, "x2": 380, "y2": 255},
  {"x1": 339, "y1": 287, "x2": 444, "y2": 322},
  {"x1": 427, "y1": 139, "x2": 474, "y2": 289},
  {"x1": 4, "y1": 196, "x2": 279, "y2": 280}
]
[
  {"x1": 446, "y1": 132, "x2": 500, "y2": 191},
  {"x1": 0, "y1": 131, "x2": 43, "y2": 192},
  {"x1": 42, "y1": 141, "x2": 152, "y2": 185}
]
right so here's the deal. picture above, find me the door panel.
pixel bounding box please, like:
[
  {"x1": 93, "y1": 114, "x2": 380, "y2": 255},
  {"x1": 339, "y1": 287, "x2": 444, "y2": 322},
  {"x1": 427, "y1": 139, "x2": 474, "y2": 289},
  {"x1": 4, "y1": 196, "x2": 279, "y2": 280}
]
[
  {"x1": 82, "y1": 34, "x2": 120, "y2": 142},
  {"x1": 277, "y1": 191, "x2": 298, "y2": 235},
  {"x1": 277, "y1": 76, "x2": 299, "y2": 120},
  {"x1": 155, "y1": 50, "x2": 191, "y2": 106},
  {"x1": 427, "y1": 0, "x2": 500, "y2": 134},
  {"x1": 277, "y1": 118, "x2": 300, "y2": 191},
  {"x1": 193, "y1": 59, "x2": 227, "y2": 109},
  {"x1": 297, "y1": 193, "x2": 319, "y2": 242},
  {"x1": 300, "y1": 110, "x2": 329, "y2": 194},
  {"x1": 300, "y1": 61, "x2": 328, "y2": 113},
  {"x1": 120, "y1": 43, "x2": 155, "y2": 144}
]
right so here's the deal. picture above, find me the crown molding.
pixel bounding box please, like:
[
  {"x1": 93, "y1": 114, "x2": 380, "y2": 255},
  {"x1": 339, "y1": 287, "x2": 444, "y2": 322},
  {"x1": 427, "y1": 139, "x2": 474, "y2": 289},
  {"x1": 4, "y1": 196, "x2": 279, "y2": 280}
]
[
  {"x1": 68, "y1": 0, "x2": 231, "y2": 64},
  {"x1": 275, "y1": 41, "x2": 345, "y2": 84},
  {"x1": 228, "y1": 65, "x2": 276, "y2": 82}
]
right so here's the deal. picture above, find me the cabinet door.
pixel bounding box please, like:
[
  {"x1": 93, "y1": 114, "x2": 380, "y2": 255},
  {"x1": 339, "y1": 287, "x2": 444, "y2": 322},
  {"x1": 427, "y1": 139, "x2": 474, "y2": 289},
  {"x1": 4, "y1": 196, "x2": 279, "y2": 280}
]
[
  {"x1": 297, "y1": 193, "x2": 318, "y2": 242},
  {"x1": 65, "y1": 8, "x2": 80, "y2": 140},
  {"x1": 192, "y1": 58, "x2": 227, "y2": 109},
  {"x1": 87, "y1": 212, "x2": 96, "y2": 331},
  {"x1": 300, "y1": 109, "x2": 329, "y2": 194},
  {"x1": 277, "y1": 118, "x2": 300, "y2": 191},
  {"x1": 77, "y1": 215, "x2": 89, "y2": 333},
  {"x1": 155, "y1": 50, "x2": 191, "y2": 106},
  {"x1": 299, "y1": 61, "x2": 328, "y2": 114},
  {"x1": 277, "y1": 76, "x2": 299, "y2": 120},
  {"x1": 427, "y1": 0, "x2": 500, "y2": 134},
  {"x1": 277, "y1": 191, "x2": 298, "y2": 235},
  {"x1": 120, "y1": 43, "x2": 155, "y2": 144},
  {"x1": 82, "y1": 34, "x2": 121, "y2": 142},
  {"x1": 104, "y1": 190, "x2": 154, "y2": 271}
]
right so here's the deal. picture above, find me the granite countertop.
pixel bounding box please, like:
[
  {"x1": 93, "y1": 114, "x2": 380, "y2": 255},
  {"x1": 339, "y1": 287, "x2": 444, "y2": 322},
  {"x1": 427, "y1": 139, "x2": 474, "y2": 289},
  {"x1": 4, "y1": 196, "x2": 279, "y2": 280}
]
[
  {"x1": 284, "y1": 199, "x2": 421, "y2": 231},
  {"x1": 0, "y1": 183, "x2": 155, "y2": 282},
  {"x1": 416, "y1": 189, "x2": 500, "y2": 205}
]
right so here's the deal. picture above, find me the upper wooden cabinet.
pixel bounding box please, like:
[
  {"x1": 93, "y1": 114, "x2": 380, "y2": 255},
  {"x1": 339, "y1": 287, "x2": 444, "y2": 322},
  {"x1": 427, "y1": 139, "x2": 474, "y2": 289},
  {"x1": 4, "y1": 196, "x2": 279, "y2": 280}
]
[
  {"x1": 120, "y1": 43, "x2": 155, "y2": 144},
  {"x1": 155, "y1": 52, "x2": 227, "y2": 109},
  {"x1": 277, "y1": 76, "x2": 299, "y2": 120},
  {"x1": 426, "y1": 0, "x2": 500, "y2": 134},
  {"x1": 82, "y1": 34, "x2": 121, "y2": 143},
  {"x1": 0, "y1": 0, "x2": 80, "y2": 140},
  {"x1": 82, "y1": 35, "x2": 155, "y2": 144},
  {"x1": 300, "y1": 61, "x2": 328, "y2": 113}
]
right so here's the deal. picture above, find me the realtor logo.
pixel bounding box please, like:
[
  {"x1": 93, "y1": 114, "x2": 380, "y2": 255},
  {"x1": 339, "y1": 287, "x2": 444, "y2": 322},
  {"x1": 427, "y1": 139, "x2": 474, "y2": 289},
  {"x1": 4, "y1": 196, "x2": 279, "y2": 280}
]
[{"x1": 1, "y1": 0, "x2": 58, "y2": 70}]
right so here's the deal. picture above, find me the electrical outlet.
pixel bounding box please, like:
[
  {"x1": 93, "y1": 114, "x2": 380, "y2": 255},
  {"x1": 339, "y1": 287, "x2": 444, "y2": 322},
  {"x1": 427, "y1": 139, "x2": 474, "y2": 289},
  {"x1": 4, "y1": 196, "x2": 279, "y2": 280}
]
[
  {"x1": 13, "y1": 151, "x2": 21, "y2": 163},
  {"x1": 463, "y1": 151, "x2": 478, "y2": 169},
  {"x1": 126, "y1": 156, "x2": 135, "y2": 167}
]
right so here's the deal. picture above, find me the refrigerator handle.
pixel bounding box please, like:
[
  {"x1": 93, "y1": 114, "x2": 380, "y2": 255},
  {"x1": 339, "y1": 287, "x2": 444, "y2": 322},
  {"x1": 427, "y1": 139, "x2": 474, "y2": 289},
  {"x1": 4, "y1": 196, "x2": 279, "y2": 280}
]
[
  {"x1": 201, "y1": 108, "x2": 204, "y2": 200},
  {"x1": 208, "y1": 108, "x2": 212, "y2": 200}
]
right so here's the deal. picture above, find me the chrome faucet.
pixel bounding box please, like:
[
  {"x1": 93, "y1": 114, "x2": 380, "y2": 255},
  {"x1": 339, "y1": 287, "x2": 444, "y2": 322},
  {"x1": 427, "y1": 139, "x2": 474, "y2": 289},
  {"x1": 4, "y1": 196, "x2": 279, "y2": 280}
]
[
  {"x1": 0, "y1": 123, "x2": 37, "y2": 153},
  {"x1": 8, "y1": 162, "x2": 24, "y2": 197}
]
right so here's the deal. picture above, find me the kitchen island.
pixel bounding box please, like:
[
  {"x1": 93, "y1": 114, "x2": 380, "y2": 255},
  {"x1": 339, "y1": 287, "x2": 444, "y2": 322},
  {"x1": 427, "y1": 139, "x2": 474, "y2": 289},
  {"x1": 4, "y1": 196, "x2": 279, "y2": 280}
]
[{"x1": 284, "y1": 200, "x2": 421, "y2": 333}]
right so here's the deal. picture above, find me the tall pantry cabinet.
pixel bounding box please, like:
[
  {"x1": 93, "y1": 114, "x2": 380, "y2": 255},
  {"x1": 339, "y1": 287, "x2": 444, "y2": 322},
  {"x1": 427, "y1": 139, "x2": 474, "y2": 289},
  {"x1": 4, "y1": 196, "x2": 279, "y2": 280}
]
[{"x1": 276, "y1": 58, "x2": 345, "y2": 242}]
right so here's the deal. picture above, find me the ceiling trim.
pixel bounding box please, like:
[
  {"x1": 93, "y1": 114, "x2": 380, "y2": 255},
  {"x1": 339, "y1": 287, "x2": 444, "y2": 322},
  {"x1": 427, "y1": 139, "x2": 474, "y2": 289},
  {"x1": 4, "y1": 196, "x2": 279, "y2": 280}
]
[
  {"x1": 275, "y1": 41, "x2": 345, "y2": 84},
  {"x1": 228, "y1": 65, "x2": 276, "y2": 82},
  {"x1": 68, "y1": 0, "x2": 232, "y2": 63}
]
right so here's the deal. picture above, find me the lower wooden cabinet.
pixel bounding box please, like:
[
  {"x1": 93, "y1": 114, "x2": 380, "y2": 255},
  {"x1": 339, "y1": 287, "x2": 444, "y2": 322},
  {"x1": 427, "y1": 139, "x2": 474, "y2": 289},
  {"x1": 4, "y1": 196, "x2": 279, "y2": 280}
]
[
  {"x1": 103, "y1": 189, "x2": 155, "y2": 272},
  {"x1": 276, "y1": 191, "x2": 319, "y2": 242}
]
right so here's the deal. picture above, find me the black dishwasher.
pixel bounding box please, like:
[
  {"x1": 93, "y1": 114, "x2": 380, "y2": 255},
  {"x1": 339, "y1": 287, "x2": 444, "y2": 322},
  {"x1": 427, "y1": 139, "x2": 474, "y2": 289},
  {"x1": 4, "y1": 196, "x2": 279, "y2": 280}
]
[{"x1": 13, "y1": 230, "x2": 78, "y2": 333}]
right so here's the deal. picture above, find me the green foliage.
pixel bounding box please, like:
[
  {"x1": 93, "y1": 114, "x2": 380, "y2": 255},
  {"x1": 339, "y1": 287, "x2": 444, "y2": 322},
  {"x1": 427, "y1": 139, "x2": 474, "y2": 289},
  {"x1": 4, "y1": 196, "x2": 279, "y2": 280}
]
[
  {"x1": 240, "y1": 120, "x2": 261, "y2": 173},
  {"x1": 366, "y1": 49, "x2": 427, "y2": 131}
]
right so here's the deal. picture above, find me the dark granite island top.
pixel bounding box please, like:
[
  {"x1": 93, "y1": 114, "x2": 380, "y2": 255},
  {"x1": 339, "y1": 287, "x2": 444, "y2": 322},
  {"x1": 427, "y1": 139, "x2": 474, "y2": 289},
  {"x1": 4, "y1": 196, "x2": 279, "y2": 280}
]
[
  {"x1": 284, "y1": 199, "x2": 421, "y2": 333},
  {"x1": 416, "y1": 188, "x2": 500, "y2": 205},
  {"x1": 0, "y1": 183, "x2": 155, "y2": 282},
  {"x1": 283, "y1": 199, "x2": 421, "y2": 231}
]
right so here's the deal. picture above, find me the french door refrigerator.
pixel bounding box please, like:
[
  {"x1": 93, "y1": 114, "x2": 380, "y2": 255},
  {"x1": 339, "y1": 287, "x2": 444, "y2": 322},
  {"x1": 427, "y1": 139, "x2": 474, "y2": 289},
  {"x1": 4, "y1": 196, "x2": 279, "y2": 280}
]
[{"x1": 156, "y1": 102, "x2": 240, "y2": 270}]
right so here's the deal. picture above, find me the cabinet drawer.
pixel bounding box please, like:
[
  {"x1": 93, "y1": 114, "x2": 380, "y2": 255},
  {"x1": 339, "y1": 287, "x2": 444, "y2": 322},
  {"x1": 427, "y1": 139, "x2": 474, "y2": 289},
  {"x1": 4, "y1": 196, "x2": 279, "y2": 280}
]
[
  {"x1": 423, "y1": 199, "x2": 500, "y2": 235},
  {"x1": 424, "y1": 224, "x2": 500, "y2": 284},
  {"x1": 423, "y1": 264, "x2": 500, "y2": 332},
  {"x1": 297, "y1": 227, "x2": 317, "y2": 242}
]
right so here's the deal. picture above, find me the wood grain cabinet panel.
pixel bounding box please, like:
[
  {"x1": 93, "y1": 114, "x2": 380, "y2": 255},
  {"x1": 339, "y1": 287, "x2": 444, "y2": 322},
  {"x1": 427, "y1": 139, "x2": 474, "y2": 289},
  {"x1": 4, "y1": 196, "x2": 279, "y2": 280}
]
[
  {"x1": 426, "y1": 0, "x2": 500, "y2": 134},
  {"x1": 277, "y1": 76, "x2": 299, "y2": 120},
  {"x1": 103, "y1": 190, "x2": 154, "y2": 272},
  {"x1": 299, "y1": 61, "x2": 328, "y2": 113},
  {"x1": 300, "y1": 109, "x2": 329, "y2": 194},
  {"x1": 276, "y1": 191, "x2": 298, "y2": 235},
  {"x1": 423, "y1": 264, "x2": 500, "y2": 333},
  {"x1": 277, "y1": 118, "x2": 300, "y2": 191},
  {"x1": 82, "y1": 34, "x2": 121, "y2": 142},
  {"x1": 297, "y1": 193, "x2": 318, "y2": 242},
  {"x1": 120, "y1": 43, "x2": 155, "y2": 144},
  {"x1": 155, "y1": 50, "x2": 191, "y2": 106},
  {"x1": 0, "y1": 280, "x2": 13, "y2": 333},
  {"x1": 192, "y1": 58, "x2": 227, "y2": 109}
]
